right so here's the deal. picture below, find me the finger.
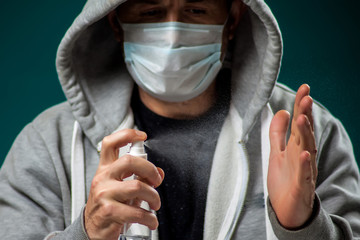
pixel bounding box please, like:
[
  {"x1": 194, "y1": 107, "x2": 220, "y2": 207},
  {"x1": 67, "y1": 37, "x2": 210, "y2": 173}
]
[
  {"x1": 299, "y1": 95, "x2": 314, "y2": 132},
  {"x1": 108, "y1": 179, "x2": 162, "y2": 211},
  {"x1": 137, "y1": 167, "x2": 165, "y2": 188},
  {"x1": 291, "y1": 84, "x2": 311, "y2": 138},
  {"x1": 296, "y1": 114, "x2": 315, "y2": 153},
  {"x1": 270, "y1": 110, "x2": 290, "y2": 154},
  {"x1": 297, "y1": 151, "x2": 315, "y2": 207},
  {"x1": 124, "y1": 206, "x2": 159, "y2": 230},
  {"x1": 293, "y1": 84, "x2": 310, "y2": 120},
  {"x1": 292, "y1": 93, "x2": 312, "y2": 140},
  {"x1": 100, "y1": 129, "x2": 147, "y2": 165},
  {"x1": 297, "y1": 114, "x2": 317, "y2": 180},
  {"x1": 107, "y1": 200, "x2": 159, "y2": 230},
  {"x1": 297, "y1": 151, "x2": 312, "y2": 185},
  {"x1": 111, "y1": 154, "x2": 163, "y2": 188}
]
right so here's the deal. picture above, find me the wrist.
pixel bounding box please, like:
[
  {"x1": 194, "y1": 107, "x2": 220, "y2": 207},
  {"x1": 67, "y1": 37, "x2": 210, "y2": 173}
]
[{"x1": 268, "y1": 194, "x2": 320, "y2": 231}]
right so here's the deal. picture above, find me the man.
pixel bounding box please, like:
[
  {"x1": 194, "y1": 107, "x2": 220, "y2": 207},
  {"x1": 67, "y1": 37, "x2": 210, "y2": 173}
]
[{"x1": 0, "y1": 0, "x2": 359, "y2": 239}]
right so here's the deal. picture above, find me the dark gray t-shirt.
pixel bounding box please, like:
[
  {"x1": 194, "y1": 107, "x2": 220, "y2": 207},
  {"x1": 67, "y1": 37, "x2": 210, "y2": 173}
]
[
  {"x1": 132, "y1": 75, "x2": 231, "y2": 240},
  {"x1": 132, "y1": 74, "x2": 266, "y2": 239}
]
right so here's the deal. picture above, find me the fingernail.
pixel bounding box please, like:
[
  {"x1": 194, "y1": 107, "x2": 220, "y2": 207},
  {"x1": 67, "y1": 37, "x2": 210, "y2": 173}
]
[
  {"x1": 156, "y1": 173, "x2": 162, "y2": 185},
  {"x1": 135, "y1": 130, "x2": 147, "y2": 138}
]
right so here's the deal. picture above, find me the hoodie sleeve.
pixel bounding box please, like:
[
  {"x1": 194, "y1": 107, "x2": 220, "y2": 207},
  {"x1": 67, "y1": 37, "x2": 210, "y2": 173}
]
[
  {"x1": 0, "y1": 123, "x2": 88, "y2": 239},
  {"x1": 268, "y1": 117, "x2": 360, "y2": 239},
  {"x1": 44, "y1": 209, "x2": 89, "y2": 240}
]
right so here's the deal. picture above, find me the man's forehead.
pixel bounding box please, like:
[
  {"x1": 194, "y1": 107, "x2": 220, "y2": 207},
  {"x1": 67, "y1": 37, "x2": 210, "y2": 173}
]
[{"x1": 125, "y1": 0, "x2": 222, "y2": 4}]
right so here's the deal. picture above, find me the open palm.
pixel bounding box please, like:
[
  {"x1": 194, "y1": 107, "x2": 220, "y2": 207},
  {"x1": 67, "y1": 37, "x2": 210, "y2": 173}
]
[{"x1": 268, "y1": 84, "x2": 318, "y2": 229}]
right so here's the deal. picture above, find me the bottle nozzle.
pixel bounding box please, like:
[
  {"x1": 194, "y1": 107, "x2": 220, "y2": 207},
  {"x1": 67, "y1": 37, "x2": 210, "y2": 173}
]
[{"x1": 129, "y1": 141, "x2": 146, "y2": 156}]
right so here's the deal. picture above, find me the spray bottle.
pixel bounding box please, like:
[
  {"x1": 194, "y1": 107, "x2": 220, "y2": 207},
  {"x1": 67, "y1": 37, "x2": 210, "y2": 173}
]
[{"x1": 119, "y1": 141, "x2": 151, "y2": 240}]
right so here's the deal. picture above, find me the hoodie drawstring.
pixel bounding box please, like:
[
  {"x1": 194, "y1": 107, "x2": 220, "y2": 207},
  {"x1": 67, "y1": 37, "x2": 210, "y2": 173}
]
[
  {"x1": 261, "y1": 104, "x2": 277, "y2": 240},
  {"x1": 71, "y1": 121, "x2": 86, "y2": 223}
]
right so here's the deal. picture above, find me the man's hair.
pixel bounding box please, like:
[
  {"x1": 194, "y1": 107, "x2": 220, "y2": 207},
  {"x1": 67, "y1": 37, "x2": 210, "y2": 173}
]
[{"x1": 227, "y1": 0, "x2": 233, "y2": 9}]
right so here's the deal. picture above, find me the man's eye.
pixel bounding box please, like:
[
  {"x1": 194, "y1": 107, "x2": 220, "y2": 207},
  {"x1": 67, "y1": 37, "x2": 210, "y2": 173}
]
[
  {"x1": 186, "y1": 8, "x2": 206, "y2": 15},
  {"x1": 140, "y1": 9, "x2": 163, "y2": 17}
]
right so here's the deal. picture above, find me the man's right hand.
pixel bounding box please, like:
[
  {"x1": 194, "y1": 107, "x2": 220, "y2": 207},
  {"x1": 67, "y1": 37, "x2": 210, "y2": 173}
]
[{"x1": 84, "y1": 129, "x2": 164, "y2": 240}]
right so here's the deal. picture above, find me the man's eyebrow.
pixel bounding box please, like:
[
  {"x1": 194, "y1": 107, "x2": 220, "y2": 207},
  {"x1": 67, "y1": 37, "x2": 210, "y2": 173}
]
[
  {"x1": 186, "y1": 0, "x2": 219, "y2": 4},
  {"x1": 131, "y1": 0, "x2": 160, "y2": 4},
  {"x1": 143, "y1": 0, "x2": 160, "y2": 3}
]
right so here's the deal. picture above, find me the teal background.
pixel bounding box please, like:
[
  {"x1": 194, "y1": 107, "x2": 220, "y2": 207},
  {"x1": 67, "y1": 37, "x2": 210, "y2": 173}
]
[{"x1": 0, "y1": 1, "x2": 359, "y2": 167}]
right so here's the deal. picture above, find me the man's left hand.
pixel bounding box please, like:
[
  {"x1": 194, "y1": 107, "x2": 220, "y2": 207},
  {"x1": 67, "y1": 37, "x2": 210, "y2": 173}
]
[{"x1": 267, "y1": 84, "x2": 318, "y2": 229}]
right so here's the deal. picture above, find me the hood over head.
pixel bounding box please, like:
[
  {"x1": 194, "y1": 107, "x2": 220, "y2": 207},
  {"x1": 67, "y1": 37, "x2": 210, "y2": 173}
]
[{"x1": 56, "y1": 0, "x2": 282, "y2": 147}]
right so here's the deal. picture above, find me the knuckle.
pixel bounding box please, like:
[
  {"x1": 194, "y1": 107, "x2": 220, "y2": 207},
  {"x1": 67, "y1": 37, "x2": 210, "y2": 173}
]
[
  {"x1": 118, "y1": 129, "x2": 134, "y2": 140},
  {"x1": 133, "y1": 208, "x2": 146, "y2": 221},
  {"x1": 94, "y1": 188, "x2": 107, "y2": 202},
  {"x1": 91, "y1": 175, "x2": 102, "y2": 191},
  {"x1": 121, "y1": 154, "x2": 134, "y2": 166},
  {"x1": 101, "y1": 135, "x2": 112, "y2": 148},
  {"x1": 123, "y1": 128, "x2": 134, "y2": 136},
  {"x1": 90, "y1": 174, "x2": 110, "y2": 202},
  {"x1": 101, "y1": 201, "x2": 115, "y2": 218},
  {"x1": 129, "y1": 180, "x2": 143, "y2": 193}
]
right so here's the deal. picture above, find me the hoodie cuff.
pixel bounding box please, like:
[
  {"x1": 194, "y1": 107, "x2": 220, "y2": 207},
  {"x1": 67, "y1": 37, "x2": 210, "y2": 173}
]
[
  {"x1": 267, "y1": 194, "x2": 342, "y2": 240},
  {"x1": 44, "y1": 206, "x2": 89, "y2": 240}
]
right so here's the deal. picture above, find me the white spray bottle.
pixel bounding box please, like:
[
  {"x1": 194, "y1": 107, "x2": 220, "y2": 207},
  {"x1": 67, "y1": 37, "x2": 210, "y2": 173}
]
[{"x1": 119, "y1": 141, "x2": 151, "y2": 240}]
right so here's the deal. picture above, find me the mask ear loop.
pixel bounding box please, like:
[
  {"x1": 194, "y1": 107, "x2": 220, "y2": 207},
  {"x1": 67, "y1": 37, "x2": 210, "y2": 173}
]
[
  {"x1": 115, "y1": 10, "x2": 124, "y2": 28},
  {"x1": 220, "y1": 15, "x2": 233, "y2": 68},
  {"x1": 113, "y1": 10, "x2": 127, "y2": 59}
]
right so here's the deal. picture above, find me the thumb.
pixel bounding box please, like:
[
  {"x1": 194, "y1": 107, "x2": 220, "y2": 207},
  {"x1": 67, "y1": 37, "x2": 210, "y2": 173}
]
[
  {"x1": 269, "y1": 110, "x2": 290, "y2": 154},
  {"x1": 100, "y1": 129, "x2": 147, "y2": 166}
]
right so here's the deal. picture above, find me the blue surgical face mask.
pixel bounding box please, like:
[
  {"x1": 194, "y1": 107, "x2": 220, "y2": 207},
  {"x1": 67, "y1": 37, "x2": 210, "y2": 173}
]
[{"x1": 121, "y1": 21, "x2": 225, "y2": 102}]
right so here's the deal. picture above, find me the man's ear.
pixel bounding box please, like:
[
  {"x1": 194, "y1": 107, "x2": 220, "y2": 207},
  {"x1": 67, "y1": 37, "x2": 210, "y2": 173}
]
[
  {"x1": 108, "y1": 11, "x2": 123, "y2": 42},
  {"x1": 228, "y1": 0, "x2": 247, "y2": 40}
]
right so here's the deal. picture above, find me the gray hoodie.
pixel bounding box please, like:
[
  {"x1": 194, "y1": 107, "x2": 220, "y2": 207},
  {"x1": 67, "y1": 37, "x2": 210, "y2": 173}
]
[{"x1": 1, "y1": 0, "x2": 360, "y2": 239}]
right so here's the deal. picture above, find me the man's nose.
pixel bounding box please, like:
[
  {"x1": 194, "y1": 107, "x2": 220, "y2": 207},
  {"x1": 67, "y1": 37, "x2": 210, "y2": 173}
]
[{"x1": 164, "y1": 9, "x2": 181, "y2": 22}]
